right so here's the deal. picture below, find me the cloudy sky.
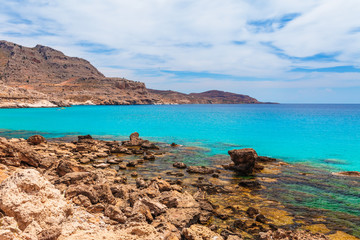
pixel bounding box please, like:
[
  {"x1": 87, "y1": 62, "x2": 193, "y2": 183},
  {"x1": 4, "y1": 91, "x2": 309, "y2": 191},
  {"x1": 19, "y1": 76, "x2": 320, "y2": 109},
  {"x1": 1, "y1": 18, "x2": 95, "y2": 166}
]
[{"x1": 1, "y1": 0, "x2": 360, "y2": 103}]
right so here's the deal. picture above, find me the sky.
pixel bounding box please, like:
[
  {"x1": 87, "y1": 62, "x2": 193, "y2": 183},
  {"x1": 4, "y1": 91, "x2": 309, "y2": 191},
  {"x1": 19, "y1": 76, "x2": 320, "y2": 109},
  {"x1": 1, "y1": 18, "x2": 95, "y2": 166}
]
[{"x1": 1, "y1": 0, "x2": 360, "y2": 103}]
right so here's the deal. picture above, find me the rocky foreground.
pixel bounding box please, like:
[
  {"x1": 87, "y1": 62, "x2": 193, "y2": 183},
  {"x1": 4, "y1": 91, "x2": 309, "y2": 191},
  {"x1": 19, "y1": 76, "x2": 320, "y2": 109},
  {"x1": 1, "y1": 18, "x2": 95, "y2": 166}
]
[
  {"x1": 0, "y1": 40, "x2": 261, "y2": 108},
  {"x1": 0, "y1": 133, "x2": 355, "y2": 240}
]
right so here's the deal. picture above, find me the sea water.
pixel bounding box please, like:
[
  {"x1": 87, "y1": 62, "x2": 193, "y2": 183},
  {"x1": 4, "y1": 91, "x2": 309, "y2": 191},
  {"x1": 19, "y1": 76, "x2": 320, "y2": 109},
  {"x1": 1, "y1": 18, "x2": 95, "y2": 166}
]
[{"x1": 0, "y1": 104, "x2": 359, "y2": 171}]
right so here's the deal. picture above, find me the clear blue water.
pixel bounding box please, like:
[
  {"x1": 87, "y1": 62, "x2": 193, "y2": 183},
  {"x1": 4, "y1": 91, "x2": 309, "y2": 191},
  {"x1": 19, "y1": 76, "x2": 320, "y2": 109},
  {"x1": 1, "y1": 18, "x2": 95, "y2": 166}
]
[{"x1": 0, "y1": 104, "x2": 359, "y2": 171}]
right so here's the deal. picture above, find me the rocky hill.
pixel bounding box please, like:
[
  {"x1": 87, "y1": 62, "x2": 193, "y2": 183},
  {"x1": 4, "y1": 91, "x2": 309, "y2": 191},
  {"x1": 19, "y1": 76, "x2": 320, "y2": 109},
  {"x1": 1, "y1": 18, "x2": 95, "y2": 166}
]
[
  {"x1": 149, "y1": 89, "x2": 259, "y2": 104},
  {"x1": 0, "y1": 40, "x2": 262, "y2": 107}
]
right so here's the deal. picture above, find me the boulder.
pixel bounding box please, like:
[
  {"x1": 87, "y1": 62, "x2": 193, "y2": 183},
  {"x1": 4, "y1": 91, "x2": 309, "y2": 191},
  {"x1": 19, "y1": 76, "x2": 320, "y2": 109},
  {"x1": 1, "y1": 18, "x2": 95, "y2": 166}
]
[
  {"x1": 0, "y1": 169, "x2": 71, "y2": 233},
  {"x1": 228, "y1": 148, "x2": 258, "y2": 175},
  {"x1": 27, "y1": 135, "x2": 46, "y2": 145},
  {"x1": 104, "y1": 205, "x2": 127, "y2": 223}
]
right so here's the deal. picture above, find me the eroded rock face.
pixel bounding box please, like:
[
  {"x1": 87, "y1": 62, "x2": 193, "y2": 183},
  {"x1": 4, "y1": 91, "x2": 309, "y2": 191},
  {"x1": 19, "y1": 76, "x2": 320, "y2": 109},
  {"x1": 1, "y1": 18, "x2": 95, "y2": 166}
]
[
  {"x1": 228, "y1": 148, "x2": 258, "y2": 175},
  {"x1": 0, "y1": 169, "x2": 71, "y2": 237}
]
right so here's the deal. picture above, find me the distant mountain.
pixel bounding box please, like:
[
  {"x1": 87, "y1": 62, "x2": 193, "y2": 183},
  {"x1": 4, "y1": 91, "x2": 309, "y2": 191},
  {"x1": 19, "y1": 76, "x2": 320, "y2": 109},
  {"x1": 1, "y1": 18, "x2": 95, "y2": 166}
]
[
  {"x1": 149, "y1": 89, "x2": 259, "y2": 104},
  {"x1": 0, "y1": 40, "x2": 264, "y2": 107}
]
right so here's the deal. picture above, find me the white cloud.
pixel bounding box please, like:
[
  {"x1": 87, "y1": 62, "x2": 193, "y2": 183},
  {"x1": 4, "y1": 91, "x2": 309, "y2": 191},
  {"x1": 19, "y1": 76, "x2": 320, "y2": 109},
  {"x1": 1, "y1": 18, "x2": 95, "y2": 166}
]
[{"x1": 0, "y1": 0, "x2": 360, "y2": 102}]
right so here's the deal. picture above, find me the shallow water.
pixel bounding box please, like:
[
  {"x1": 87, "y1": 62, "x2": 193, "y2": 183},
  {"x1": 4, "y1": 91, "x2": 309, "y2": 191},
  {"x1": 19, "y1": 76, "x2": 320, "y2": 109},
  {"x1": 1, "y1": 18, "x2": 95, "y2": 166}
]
[{"x1": 0, "y1": 104, "x2": 359, "y2": 171}]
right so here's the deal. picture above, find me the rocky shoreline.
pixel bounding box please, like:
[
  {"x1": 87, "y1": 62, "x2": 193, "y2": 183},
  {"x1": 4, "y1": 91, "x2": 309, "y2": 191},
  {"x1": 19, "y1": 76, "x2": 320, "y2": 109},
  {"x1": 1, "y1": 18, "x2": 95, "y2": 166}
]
[{"x1": 0, "y1": 133, "x2": 358, "y2": 240}]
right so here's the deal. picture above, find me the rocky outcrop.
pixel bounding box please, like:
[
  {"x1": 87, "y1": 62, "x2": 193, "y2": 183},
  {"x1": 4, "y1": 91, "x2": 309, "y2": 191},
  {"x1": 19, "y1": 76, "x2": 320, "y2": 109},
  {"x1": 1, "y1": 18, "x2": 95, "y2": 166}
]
[
  {"x1": 0, "y1": 40, "x2": 263, "y2": 108},
  {"x1": 227, "y1": 148, "x2": 258, "y2": 175}
]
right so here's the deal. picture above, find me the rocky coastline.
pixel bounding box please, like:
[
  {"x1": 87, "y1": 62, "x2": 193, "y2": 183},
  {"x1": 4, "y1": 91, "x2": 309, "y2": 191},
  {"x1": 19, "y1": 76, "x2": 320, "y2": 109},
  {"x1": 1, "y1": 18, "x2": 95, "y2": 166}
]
[
  {"x1": 0, "y1": 40, "x2": 263, "y2": 108},
  {"x1": 1, "y1": 133, "x2": 358, "y2": 239}
]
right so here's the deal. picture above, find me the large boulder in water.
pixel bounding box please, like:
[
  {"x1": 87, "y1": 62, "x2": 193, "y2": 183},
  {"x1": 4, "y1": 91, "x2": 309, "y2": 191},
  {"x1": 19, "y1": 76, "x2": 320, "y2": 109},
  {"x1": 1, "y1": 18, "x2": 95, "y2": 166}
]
[{"x1": 228, "y1": 148, "x2": 258, "y2": 175}]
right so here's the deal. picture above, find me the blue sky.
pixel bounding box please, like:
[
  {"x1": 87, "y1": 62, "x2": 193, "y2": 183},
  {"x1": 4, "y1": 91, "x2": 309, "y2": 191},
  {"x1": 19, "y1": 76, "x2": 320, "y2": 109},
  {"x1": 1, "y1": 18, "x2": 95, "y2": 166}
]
[{"x1": 1, "y1": 0, "x2": 360, "y2": 103}]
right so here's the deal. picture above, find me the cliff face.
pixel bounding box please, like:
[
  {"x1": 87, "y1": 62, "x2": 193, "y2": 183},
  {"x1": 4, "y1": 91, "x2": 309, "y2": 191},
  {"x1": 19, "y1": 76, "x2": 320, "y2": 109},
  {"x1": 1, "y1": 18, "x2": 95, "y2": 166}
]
[{"x1": 0, "y1": 40, "x2": 262, "y2": 107}]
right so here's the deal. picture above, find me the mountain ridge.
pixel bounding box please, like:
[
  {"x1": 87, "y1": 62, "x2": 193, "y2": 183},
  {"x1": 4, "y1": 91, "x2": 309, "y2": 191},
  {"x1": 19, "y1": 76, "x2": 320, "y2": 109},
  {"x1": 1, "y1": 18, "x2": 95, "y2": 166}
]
[{"x1": 0, "y1": 40, "x2": 264, "y2": 107}]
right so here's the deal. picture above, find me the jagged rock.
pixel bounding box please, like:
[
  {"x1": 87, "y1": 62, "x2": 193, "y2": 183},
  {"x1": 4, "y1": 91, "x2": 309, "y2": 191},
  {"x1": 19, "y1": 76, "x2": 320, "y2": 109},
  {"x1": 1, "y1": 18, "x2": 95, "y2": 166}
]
[
  {"x1": 228, "y1": 148, "x2": 258, "y2": 175},
  {"x1": 27, "y1": 135, "x2": 46, "y2": 145},
  {"x1": 132, "y1": 200, "x2": 153, "y2": 222},
  {"x1": 173, "y1": 162, "x2": 187, "y2": 169},
  {"x1": 104, "y1": 205, "x2": 127, "y2": 223},
  {"x1": 0, "y1": 169, "x2": 71, "y2": 234},
  {"x1": 182, "y1": 224, "x2": 224, "y2": 240},
  {"x1": 56, "y1": 160, "x2": 85, "y2": 177},
  {"x1": 141, "y1": 197, "x2": 167, "y2": 216}
]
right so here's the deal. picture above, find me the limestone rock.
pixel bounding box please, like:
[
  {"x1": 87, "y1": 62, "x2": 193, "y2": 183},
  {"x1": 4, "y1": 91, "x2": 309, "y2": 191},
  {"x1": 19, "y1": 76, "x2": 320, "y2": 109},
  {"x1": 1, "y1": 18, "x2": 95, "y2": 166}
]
[{"x1": 0, "y1": 169, "x2": 71, "y2": 233}]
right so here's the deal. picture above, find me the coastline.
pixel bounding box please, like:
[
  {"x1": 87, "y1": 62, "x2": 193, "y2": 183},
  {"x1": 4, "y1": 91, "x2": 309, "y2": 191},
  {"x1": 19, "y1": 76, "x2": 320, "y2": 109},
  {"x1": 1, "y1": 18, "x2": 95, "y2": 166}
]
[{"x1": 0, "y1": 133, "x2": 359, "y2": 239}]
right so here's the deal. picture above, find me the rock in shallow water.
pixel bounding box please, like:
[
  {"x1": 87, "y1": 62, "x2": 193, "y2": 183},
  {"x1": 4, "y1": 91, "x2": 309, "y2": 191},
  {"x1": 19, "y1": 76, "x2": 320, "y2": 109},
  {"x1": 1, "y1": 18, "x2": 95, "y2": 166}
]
[{"x1": 228, "y1": 148, "x2": 258, "y2": 175}]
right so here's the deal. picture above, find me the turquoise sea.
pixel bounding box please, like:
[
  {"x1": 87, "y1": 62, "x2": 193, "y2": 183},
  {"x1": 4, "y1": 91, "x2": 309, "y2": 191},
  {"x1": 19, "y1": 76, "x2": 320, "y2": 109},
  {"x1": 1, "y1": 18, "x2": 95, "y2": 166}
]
[
  {"x1": 0, "y1": 104, "x2": 359, "y2": 172},
  {"x1": 1, "y1": 104, "x2": 360, "y2": 236}
]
